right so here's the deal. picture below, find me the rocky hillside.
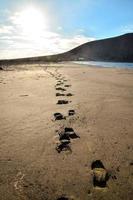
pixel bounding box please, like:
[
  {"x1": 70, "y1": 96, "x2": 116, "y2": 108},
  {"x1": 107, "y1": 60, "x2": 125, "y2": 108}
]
[{"x1": 63, "y1": 33, "x2": 133, "y2": 62}]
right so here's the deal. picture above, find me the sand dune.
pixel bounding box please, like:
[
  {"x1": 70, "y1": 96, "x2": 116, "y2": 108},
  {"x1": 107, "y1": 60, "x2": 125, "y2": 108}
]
[{"x1": 0, "y1": 63, "x2": 133, "y2": 200}]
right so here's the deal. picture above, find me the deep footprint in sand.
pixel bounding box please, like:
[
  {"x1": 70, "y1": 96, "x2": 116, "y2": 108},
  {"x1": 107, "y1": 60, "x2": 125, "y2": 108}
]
[
  {"x1": 54, "y1": 113, "x2": 65, "y2": 120},
  {"x1": 20, "y1": 94, "x2": 29, "y2": 97},
  {"x1": 57, "y1": 83, "x2": 64, "y2": 87},
  {"x1": 56, "y1": 87, "x2": 66, "y2": 92},
  {"x1": 57, "y1": 100, "x2": 70, "y2": 105},
  {"x1": 91, "y1": 160, "x2": 109, "y2": 188},
  {"x1": 56, "y1": 140, "x2": 71, "y2": 153},
  {"x1": 57, "y1": 80, "x2": 64, "y2": 83},
  {"x1": 56, "y1": 83, "x2": 62, "y2": 87},
  {"x1": 59, "y1": 131, "x2": 70, "y2": 141},
  {"x1": 59, "y1": 127, "x2": 80, "y2": 140},
  {"x1": 56, "y1": 93, "x2": 65, "y2": 97},
  {"x1": 68, "y1": 110, "x2": 75, "y2": 116},
  {"x1": 64, "y1": 127, "x2": 80, "y2": 139},
  {"x1": 64, "y1": 84, "x2": 71, "y2": 88},
  {"x1": 66, "y1": 93, "x2": 73, "y2": 97}
]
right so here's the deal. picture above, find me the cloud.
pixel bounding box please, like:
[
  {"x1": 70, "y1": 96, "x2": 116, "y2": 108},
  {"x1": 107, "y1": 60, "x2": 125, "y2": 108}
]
[
  {"x1": 0, "y1": 25, "x2": 13, "y2": 34},
  {"x1": 0, "y1": 9, "x2": 95, "y2": 59},
  {"x1": 0, "y1": 33, "x2": 94, "y2": 59},
  {"x1": 120, "y1": 25, "x2": 133, "y2": 34}
]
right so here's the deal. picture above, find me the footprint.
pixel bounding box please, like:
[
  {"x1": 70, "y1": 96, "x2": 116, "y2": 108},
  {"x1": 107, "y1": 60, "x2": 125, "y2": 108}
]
[
  {"x1": 19, "y1": 94, "x2": 29, "y2": 97},
  {"x1": 57, "y1": 81, "x2": 64, "y2": 84},
  {"x1": 56, "y1": 93, "x2": 65, "y2": 97},
  {"x1": 68, "y1": 110, "x2": 75, "y2": 116},
  {"x1": 64, "y1": 84, "x2": 71, "y2": 88},
  {"x1": 91, "y1": 160, "x2": 109, "y2": 188},
  {"x1": 56, "y1": 83, "x2": 61, "y2": 86},
  {"x1": 130, "y1": 161, "x2": 133, "y2": 166},
  {"x1": 58, "y1": 128, "x2": 79, "y2": 140},
  {"x1": 57, "y1": 100, "x2": 70, "y2": 105},
  {"x1": 59, "y1": 131, "x2": 70, "y2": 141},
  {"x1": 66, "y1": 93, "x2": 73, "y2": 97},
  {"x1": 56, "y1": 140, "x2": 71, "y2": 153},
  {"x1": 64, "y1": 127, "x2": 80, "y2": 139},
  {"x1": 54, "y1": 113, "x2": 65, "y2": 120},
  {"x1": 56, "y1": 82, "x2": 64, "y2": 86},
  {"x1": 56, "y1": 87, "x2": 66, "y2": 92}
]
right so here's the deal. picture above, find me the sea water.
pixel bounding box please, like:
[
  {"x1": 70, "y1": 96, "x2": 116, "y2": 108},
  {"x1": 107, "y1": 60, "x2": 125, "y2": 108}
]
[{"x1": 74, "y1": 61, "x2": 133, "y2": 69}]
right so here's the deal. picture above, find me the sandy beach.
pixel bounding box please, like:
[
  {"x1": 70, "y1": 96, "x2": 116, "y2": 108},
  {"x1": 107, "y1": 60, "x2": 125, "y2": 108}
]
[{"x1": 0, "y1": 63, "x2": 133, "y2": 200}]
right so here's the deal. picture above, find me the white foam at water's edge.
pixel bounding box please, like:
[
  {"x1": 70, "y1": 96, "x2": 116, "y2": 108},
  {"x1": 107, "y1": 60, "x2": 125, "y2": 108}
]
[{"x1": 73, "y1": 61, "x2": 133, "y2": 69}]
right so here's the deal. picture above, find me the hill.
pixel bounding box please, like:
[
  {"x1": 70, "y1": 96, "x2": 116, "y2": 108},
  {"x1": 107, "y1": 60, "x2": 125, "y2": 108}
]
[{"x1": 63, "y1": 33, "x2": 133, "y2": 62}]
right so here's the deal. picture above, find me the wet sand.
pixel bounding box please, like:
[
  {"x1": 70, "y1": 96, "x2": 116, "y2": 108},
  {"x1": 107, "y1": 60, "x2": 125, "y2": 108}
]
[{"x1": 0, "y1": 63, "x2": 133, "y2": 200}]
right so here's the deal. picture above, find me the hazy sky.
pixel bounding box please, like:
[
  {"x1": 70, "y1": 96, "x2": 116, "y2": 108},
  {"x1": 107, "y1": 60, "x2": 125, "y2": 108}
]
[{"x1": 0, "y1": 0, "x2": 133, "y2": 59}]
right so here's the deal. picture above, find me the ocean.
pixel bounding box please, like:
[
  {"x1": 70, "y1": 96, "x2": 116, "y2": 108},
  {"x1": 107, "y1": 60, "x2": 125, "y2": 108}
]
[{"x1": 74, "y1": 61, "x2": 133, "y2": 69}]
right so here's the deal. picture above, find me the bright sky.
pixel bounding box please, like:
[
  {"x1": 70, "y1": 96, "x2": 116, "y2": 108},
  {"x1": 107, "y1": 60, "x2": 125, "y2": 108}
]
[{"x1": 0, "y1": 0, "x2": 133, "y2": 59}]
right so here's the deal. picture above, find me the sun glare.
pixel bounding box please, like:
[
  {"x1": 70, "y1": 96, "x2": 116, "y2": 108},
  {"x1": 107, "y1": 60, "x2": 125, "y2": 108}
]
[{"x1": 17, "y1": 7, "x2": 46, "y2": 38}]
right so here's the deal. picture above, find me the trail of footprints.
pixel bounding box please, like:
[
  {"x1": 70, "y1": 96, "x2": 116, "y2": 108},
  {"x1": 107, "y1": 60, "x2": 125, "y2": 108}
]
[
  {"x1": 53, "y1": 71, "x2": 78, "y2": 153},
  {"x1": 51, "y1": 70, "x2": 111, "y2": 198}
]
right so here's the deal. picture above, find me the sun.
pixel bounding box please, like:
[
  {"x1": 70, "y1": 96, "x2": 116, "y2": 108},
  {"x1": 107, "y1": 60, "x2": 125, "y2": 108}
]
[{"x1": 17, "y1": 7, "x2": 46, "y2": 38}]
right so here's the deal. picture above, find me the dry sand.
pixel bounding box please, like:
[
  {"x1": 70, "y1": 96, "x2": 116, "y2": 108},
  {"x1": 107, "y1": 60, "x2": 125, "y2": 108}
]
[{"x1": 0, "y1": 63, "x2": 133, "y2": 200}]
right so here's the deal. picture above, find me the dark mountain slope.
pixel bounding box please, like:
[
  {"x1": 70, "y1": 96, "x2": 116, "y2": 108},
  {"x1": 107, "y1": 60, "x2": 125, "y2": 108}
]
[{"x1": 62, "y1": 33, "x2": 133, "y2": 62}]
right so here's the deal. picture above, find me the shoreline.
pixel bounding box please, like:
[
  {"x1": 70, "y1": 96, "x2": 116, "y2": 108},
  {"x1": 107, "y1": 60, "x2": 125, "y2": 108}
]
[
  {"x1": 1, "y1": 61, "x2": 133, "y2": 71},
  {"x1": 1, "y1": 59, "x2": 133, "y2": 71}
]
